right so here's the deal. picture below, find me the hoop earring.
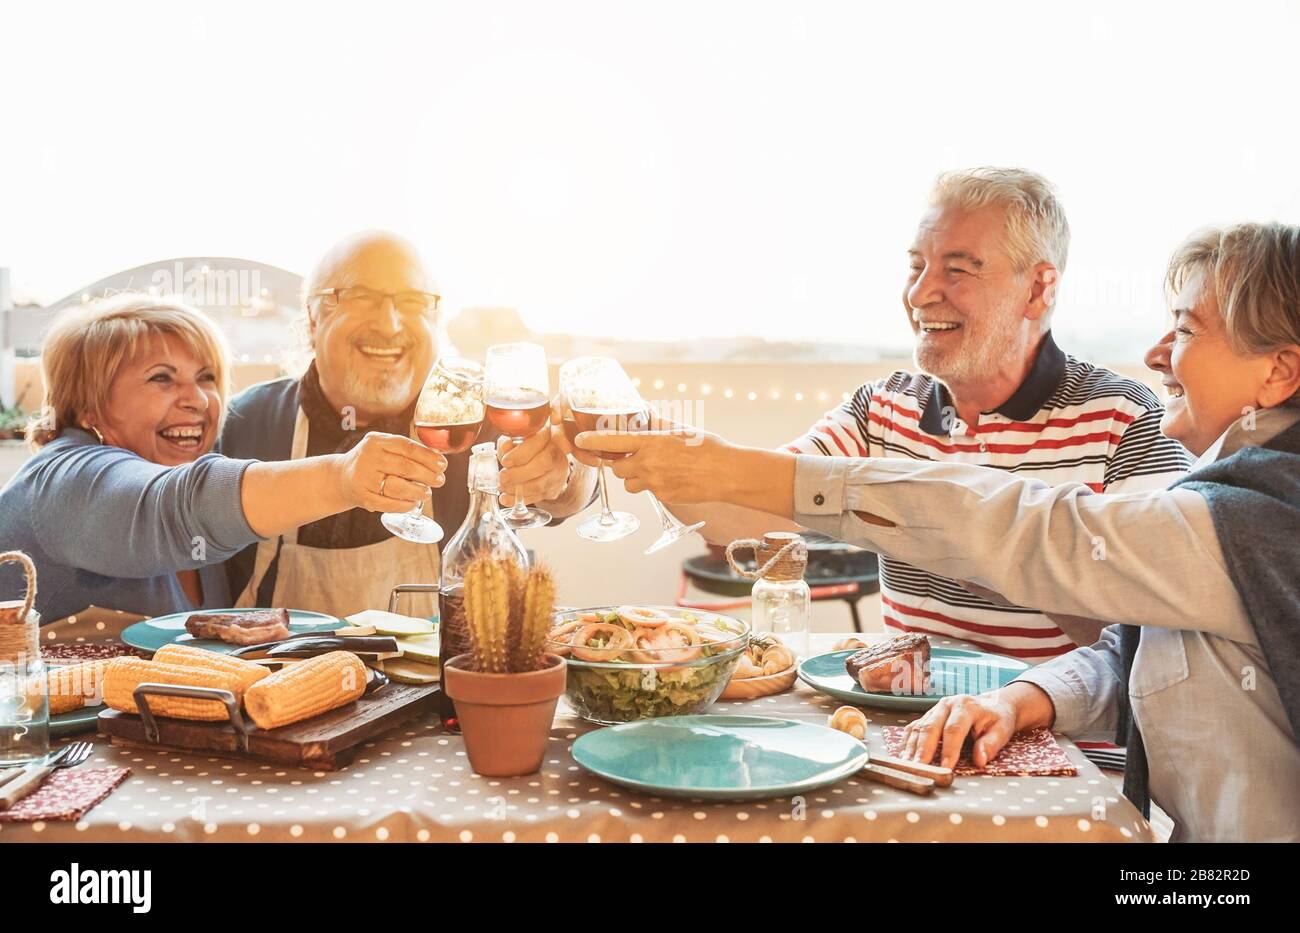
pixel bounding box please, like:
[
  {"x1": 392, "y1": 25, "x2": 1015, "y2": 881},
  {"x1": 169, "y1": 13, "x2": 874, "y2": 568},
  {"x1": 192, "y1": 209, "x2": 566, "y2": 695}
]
[{"x1": 82, "y1": 424, "x2": 105, "y2": 444}]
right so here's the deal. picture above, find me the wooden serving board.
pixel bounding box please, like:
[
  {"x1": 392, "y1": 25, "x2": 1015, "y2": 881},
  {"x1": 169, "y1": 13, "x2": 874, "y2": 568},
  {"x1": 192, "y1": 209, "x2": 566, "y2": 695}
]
[{"x1": 98, "y1": 683, "x2": 438, "y2": 770}]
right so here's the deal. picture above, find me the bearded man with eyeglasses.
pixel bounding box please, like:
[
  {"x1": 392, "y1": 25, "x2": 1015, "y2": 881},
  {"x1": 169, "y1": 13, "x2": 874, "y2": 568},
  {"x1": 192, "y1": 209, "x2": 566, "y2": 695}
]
[{"x1": 219, "y1": 230, "x2": 595, "y2": 617}]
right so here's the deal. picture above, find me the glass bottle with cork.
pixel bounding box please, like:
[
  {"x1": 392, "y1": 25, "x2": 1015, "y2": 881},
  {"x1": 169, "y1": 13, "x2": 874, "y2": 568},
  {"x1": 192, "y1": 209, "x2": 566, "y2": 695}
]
[
  {"x1": 437, "y1": 442, "x2": 530, "y2": 732},
  {"x1": 726, "y1": 532, "x2": 811, "y2": 659},
  {"x1": 0, "y1": 551, "x2": 48, "y2": 765}
]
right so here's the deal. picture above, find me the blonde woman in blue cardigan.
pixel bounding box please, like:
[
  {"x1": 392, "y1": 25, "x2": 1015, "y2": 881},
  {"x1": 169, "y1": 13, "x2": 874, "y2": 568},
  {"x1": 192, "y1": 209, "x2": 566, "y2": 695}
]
[{"x1": 0, "y1": 294, "x2": 446, "y2": 622}]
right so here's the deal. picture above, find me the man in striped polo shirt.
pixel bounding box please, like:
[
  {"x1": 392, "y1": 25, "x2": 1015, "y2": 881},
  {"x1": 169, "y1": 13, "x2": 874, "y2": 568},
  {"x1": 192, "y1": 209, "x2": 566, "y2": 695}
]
[{"x1": 663, "y1": 167, "x2": 1193, "y2": 663}]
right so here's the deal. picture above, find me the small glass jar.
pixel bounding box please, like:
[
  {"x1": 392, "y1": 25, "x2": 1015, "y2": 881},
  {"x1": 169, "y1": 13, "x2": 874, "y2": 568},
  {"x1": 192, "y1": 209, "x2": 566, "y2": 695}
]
[
  {"x1": 0, "y1": 657, "x2": 50, "y2": 766},
  {"x1": 749, "y1": 532, "x2": 811, "y2": 659},
  {"x1": 1, "y1": 552, "x2": 49, "y2": 765}
]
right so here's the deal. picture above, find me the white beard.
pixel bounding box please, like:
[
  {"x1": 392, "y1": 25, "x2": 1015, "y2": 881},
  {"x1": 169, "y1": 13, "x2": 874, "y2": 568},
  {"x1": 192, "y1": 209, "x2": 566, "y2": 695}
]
[{"x1": 340, "y1": 368, "x2": 416, "y2": 416}]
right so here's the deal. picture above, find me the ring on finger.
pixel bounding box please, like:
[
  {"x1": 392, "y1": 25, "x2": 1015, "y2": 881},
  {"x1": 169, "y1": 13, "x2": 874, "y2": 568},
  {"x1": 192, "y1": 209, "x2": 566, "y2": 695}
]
[{"x1": 379, "y1": 474, "x2": 390, "y2": 497}]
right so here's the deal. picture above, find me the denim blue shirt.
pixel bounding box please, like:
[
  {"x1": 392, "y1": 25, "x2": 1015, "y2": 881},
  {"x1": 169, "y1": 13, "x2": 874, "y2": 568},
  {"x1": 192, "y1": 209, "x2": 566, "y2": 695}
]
[{"x1": 0, "y1": 429, "x2": 261, "y2": 622}]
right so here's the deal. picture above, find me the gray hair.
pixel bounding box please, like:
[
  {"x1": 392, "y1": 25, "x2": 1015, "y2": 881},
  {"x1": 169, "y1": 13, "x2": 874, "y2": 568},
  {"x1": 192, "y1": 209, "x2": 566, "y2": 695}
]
[
  {"x1": 1167, "y1": 223, "x2": 1300, "y2": 375},
  {"x1": 930, "y1": 167, "x2": 1071, "y2": 276}
]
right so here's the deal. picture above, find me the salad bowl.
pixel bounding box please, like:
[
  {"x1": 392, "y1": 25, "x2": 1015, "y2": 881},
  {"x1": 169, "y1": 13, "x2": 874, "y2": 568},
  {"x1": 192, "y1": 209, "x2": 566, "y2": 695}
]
[{"x1": 546, "y1": 606, "x2": 750, "y2": 724}]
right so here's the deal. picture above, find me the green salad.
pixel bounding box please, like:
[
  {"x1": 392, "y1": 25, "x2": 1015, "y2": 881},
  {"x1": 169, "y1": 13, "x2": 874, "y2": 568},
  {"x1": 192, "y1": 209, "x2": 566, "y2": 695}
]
[{"x1": 547, "y1": 606, "x2": 747, "y2": 724}]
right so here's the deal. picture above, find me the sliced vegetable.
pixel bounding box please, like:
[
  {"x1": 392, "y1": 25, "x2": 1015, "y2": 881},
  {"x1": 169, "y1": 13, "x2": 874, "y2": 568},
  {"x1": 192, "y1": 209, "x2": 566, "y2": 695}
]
[
  {"x1": 571, "y1": 623, "x2": 634, "y2": 662},
  {"x1": 616, "y1": 605, "x2": 671, "y2": 629}
]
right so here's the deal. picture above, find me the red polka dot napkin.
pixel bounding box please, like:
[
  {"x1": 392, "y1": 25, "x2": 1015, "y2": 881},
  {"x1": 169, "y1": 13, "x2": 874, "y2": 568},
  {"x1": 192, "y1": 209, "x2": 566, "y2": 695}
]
[
  {"x1": 0, "y1": 767, "x2": 131, "y2": 822},
  {"x1": 883, "y1": 726, "x2": 1077, "y2": 777}
]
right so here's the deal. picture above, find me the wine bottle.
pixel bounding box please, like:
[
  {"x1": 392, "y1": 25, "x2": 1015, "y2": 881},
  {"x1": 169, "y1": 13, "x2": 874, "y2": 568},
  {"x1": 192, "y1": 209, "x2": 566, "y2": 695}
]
[{"x1": 437, "y1": 442, "x2": 530, "y2": 731}]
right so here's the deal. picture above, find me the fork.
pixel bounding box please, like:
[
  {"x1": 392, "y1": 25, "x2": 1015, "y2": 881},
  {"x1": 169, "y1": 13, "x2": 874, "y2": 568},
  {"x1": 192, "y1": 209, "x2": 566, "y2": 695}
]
[{"x1": 0, "y1": 741, "x2": 94, "y2": 811}]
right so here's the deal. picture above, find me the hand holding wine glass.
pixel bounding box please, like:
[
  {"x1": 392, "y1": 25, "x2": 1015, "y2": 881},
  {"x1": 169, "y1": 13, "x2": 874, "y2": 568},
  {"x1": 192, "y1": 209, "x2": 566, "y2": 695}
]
[
  {"x1": 565, "y1": 368, "x2": 706, "y2": 553},
  {"x1": 559, "y1": 356, "x2": 644, "y2": 542},
  {"x1": 485, "y1": 342, "x2": 553, "y2": 529},
  {"x1": 380, "y1": 357, "x2": 485, "y2": 544}
]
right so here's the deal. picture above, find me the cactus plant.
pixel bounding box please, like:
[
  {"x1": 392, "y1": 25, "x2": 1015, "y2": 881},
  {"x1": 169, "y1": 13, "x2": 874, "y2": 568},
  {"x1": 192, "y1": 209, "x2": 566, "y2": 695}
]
[{"x1": 463, "y1": 556, "x2": 557, "y2": 673}]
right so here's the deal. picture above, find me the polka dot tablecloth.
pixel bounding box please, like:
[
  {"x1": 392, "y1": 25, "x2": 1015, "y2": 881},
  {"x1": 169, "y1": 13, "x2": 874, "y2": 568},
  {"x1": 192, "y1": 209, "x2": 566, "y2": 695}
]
[{"x1": 0, "y1": 635, "x2": 1153, "y2": 843}]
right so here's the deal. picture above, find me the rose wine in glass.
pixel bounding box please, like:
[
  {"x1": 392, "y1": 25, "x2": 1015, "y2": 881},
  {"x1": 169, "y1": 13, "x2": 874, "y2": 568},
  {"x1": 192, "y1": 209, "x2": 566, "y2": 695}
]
[
  {"x1": 381, "y1": 357, "x2": 485, "y2": 544},
  {"x1": 484, "y1": 343, "x2": 552, "y2": 529},
  {"x1": 415, "y1": 420, "x2": 482, "y2": 454},
  {"x1": 485, "y1": 390, "x2": 551, "y2": 437},
  {"x1": 559, "y1": 357, "x2": 641, "y2": 543}
]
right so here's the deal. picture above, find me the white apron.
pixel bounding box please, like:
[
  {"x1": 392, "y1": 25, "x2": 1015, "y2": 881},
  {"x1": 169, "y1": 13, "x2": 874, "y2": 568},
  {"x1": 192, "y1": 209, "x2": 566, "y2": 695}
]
[{"x1": 235, "y1": 409, "x2": 440, "y2": 618}]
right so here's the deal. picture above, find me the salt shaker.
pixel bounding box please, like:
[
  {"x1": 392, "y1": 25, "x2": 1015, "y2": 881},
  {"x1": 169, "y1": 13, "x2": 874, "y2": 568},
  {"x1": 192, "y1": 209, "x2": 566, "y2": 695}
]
[
  {"x1": 0, "y1": 551, "x2": 49, "y2": 766},
  {"x1": 727, "y1": 532, "x2": 811, "y2": 659}
]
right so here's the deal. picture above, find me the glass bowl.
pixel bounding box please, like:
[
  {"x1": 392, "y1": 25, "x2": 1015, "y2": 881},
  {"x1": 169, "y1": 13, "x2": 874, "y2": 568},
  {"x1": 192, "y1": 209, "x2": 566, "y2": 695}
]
[{"x1": 546, "y1": 606, "x2": 750, "y2": 725}]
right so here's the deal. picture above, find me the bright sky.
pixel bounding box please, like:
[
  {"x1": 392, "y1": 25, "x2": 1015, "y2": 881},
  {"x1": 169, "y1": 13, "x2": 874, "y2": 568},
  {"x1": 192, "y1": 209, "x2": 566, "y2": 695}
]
[{"x1": 2, "y1": 1, "x2": 1297, "y2": 356}]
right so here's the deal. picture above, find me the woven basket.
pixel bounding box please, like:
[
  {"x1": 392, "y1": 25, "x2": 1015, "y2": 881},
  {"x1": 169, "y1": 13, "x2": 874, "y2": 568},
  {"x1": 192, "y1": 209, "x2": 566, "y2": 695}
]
[{"x1": 0, "y1": 551, "x2": 40, "y2": 665}]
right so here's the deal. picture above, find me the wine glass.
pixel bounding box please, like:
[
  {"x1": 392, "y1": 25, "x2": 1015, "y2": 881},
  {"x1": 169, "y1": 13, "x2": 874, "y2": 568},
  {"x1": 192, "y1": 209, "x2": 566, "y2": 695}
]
[
  {"x1": 632, "y1": 403, "x2": 706, "y2": 555},
  {"x1": 560, "y1": 357, "x2": 641, "y2": 542},
  {"x1": 380, "y1": 357, "x2": 485, "y2": 544},
  {"x1": 484, "y1": 342, "x2": 553, "y2": 529}
]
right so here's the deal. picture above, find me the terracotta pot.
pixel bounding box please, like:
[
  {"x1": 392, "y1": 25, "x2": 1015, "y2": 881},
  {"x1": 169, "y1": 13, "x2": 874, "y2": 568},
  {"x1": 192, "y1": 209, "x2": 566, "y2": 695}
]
[{"x1": 443, "y1": 653, "x2": 567, "y2": 777}]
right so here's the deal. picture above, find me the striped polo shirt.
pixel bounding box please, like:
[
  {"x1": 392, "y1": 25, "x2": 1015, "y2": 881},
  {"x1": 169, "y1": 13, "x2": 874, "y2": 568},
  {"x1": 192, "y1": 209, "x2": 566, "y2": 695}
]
[{"x1": 785, "y1": 332, "x2": 1193, "y2": 662}]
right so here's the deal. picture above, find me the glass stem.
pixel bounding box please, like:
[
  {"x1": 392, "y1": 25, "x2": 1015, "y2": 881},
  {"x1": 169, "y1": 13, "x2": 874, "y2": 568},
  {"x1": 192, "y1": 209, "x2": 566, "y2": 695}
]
[
  {"x1": 509, "y1": 436, "x2": 530, "y2": 517},
  {"x1": 645, "y1": 492, "x2": 680, "y2": 531},
  {"x1": 597, "y1": 462, "x2": 616, "y2": 525}
]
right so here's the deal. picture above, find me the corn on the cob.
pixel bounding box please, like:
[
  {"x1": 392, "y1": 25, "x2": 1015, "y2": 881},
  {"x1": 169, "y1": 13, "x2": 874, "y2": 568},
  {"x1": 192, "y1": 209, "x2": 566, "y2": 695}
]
[
  {"x1": 103, "y1": 657, "x2": 245, "y2": 720},
  {"x1": 46, "y1": 659, "x2": 113, "y2": 714},
  {"x1": 243, "y1": 651, "x2": 366, "y2": 730},
  {"x1": 153, "y1": 643, "x2": 270, "y2": 691}
]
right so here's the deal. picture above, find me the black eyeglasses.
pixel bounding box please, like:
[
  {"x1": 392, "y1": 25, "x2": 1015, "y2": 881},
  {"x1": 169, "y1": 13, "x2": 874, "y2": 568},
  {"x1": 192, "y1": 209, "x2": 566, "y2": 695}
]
[{"x1": 311, "y1": 286, "x2": 441, "y2": 317}]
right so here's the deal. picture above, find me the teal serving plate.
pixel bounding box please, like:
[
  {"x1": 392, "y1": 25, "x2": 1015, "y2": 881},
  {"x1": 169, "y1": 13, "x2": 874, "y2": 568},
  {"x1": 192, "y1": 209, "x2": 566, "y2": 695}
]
[
  {"x1": 121, "y1": 608, "x2": 340, "y2": 655},
  {"x1": 798, "y1": 647, "x2": 1029, "y2": 712},
  {"x1": 571, "y1": 714, "x2": 869, "y2": 800},
  {"x1": 50, "y1": 704, "x2": 102, "y2": 737}
]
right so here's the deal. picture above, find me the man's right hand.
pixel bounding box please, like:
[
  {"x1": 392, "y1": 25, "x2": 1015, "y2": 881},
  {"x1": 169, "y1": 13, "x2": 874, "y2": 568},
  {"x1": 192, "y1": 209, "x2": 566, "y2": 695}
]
[{"x1": 336, "y1": 432, "x2": 446, "y2": 512}]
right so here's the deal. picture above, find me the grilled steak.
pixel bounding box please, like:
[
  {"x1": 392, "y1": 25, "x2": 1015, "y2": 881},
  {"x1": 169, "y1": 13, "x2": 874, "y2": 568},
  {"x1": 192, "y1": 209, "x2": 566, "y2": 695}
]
[
  {"x1": 184, "y1": 609, "x2": 292, "y2": 646},
  {"x1": 845, "y1": 633, "x2": 930, "y2": 695}
]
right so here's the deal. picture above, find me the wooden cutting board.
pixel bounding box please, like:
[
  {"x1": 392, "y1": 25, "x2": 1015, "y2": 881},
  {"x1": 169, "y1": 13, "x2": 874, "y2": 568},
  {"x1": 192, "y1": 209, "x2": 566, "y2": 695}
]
[{"x1": 98, "y1": 683, "x2": 438, "y2": 770}]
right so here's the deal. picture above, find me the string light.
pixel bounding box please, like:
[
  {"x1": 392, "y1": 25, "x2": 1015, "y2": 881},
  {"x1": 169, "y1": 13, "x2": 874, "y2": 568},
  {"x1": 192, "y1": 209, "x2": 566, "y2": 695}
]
[{"x1": 630, "y1": 378, "x2": 839, "y2": 404}]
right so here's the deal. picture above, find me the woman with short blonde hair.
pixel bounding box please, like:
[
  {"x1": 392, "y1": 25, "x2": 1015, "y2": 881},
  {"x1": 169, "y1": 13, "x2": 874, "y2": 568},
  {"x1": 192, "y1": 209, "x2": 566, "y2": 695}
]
[
  {"x1": 27, "y1": 294, "x2": 232, "y2": 448},
  {"x1": 0, "y1": 293, "x2": 448, "y2": 622}
]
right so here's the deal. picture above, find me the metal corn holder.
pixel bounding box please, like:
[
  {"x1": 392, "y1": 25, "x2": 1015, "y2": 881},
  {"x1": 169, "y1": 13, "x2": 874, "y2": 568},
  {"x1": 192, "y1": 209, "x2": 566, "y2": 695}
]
[
  {"x1": 131, "y1": 668, "x2": 390, "y2": 753},
  {"x1": 132, "y1": 682, "x2": 255, "y2": 752}
]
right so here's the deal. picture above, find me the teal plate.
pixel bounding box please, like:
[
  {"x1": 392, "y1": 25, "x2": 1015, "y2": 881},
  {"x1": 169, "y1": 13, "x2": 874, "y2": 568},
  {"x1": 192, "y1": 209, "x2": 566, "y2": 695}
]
[
  {"x1": 798, "y1": 647, "x2": 1030, "y2": 711},
  {"x1": 50, "y1": 704, "x2": 103, "y2": 737},
  {"x1": 121, "y1": 608, "x2": 341, "y2": 655},
  {"x1": 571, "y1": 715, "x2": 869, "y2": 800}
]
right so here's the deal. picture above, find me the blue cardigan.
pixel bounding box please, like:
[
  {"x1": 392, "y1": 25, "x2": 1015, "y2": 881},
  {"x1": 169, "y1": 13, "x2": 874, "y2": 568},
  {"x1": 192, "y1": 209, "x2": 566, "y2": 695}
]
[{"x1": 0, "y1": 429, "x2": 261, "y2": 622}]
